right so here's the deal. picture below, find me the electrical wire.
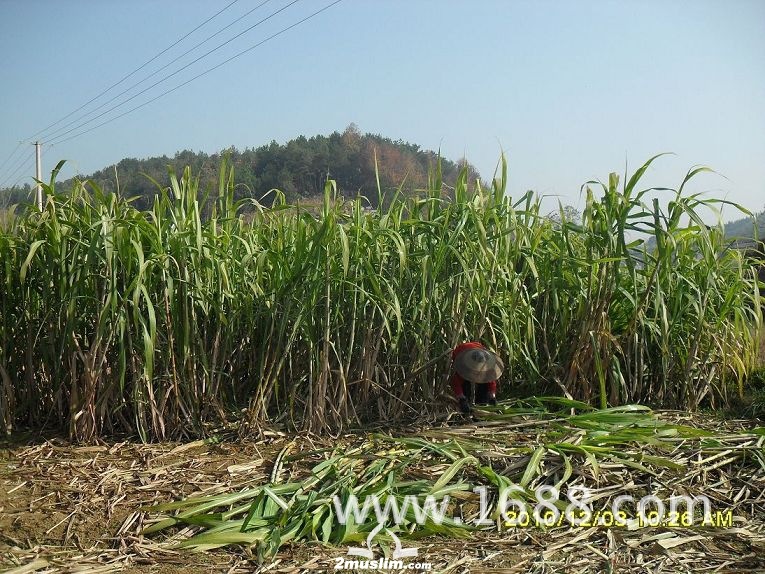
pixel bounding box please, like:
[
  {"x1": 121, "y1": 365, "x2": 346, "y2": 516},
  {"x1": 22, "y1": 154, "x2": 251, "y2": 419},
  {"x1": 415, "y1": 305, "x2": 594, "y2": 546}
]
[
  {"x1": 46, "y1": 0, "x2": 303, "y2": 144},
  {"x1": 25, "y1": 0, "x2": 242, "y2": 142},
  {"x1": 50, "y1": 0, "x2": 342, "y2": 147},
  {"x1": 0, "y1": 141, "x2": 24, "y2": 175},
  {"x1": 10, "y1": 158, "x2": 35, "y2": 189},
  {"x1": 0, "y1": 147, "x2": 34, "y2": 189},
  {"x1": 38, "y1": 0, "x2": 274, "y2": 143},
  {"x1": 0, "y1": 0, "x2": 342, "y2": 191},
  {"x1": 2, "y1": 156, "x2": 34, "y2": 190},
  {"x1": 3, "y1": 0, "x2": 243, "y2": 188}
]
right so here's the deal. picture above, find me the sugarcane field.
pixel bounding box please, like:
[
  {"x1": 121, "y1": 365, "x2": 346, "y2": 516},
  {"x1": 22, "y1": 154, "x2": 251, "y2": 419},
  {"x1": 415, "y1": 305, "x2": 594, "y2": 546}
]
[
  {"x1": 2, "y1": 2, "x2": 765, "y2": 574},
  {"x1": 1, "y1": 153, "x2": 764, "y2": 573}
]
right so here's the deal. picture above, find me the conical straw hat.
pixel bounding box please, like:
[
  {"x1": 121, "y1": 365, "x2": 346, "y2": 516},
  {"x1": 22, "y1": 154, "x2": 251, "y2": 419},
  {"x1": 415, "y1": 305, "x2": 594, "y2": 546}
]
[{"x1": 454, "y1": 347, "x2": 504, "y2": 383}]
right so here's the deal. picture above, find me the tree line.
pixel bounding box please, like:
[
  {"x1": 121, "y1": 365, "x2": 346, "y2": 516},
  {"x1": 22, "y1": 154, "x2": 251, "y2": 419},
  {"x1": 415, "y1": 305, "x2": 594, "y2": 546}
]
[{"x1": 1, "y1": 125, "x2": 481, "y2": 211}]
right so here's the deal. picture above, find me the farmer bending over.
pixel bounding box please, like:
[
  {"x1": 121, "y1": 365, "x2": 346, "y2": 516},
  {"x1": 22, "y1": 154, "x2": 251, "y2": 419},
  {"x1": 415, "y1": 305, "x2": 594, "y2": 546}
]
[{"x1": 450, "y1": 342, "x2": 503, "y2": 413}]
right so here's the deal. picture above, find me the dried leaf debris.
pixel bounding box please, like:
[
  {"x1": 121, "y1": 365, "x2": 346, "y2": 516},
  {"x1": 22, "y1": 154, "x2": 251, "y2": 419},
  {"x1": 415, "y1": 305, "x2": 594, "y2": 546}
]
[{"x1": 1, "y1": 405, "x2": 763, "y2": 573}]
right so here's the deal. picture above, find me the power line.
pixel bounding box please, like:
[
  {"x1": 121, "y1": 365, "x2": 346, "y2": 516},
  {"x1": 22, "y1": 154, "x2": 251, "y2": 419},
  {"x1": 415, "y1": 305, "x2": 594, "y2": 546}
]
[
  {"x1": 48, "y1": 0, "x2": 342, "y2": 148},
  {"x1": 3, "y1": 156, "x2": 34, "y2": 191},
  {"x1": 1, "y1": 157, "x2": 31, "y2": 189},
  {"x1": 0, "y1": 156, "x2": 34, "y2": 211},
  {"x1": 0, "y1": 142, "x2": 29, "y2": 185},
  {"x1": 3, "y1": 0, "x2": 242, "y2": 188},
  {"x1": 25, "y1": 0, "x2": 242, "y2": 142},
  {"x1": 0, "y1": 141, "x2": 24, "y2": 175},
  {"x1": 0, "y1": 148, "x2": 33, "y2": 189},
  {"x1": 11, "y1": 158, "x2": 35, "y2": 189},
  {"x1": 46, "y1": 0, "x2": 303, "y2": 145},
  {"x1": 39, "y1": 0, "x2": 275, "y2": 143}
]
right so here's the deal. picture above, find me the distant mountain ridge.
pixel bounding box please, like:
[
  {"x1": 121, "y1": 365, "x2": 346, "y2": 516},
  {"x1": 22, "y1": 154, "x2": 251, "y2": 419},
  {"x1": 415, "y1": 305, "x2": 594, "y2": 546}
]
[
  {"x1": 0, "y1": 125, "x2": 480, "y2": 210},
  {"x1": 724, "y1": 209, "x2": 765, "y2": 242}
]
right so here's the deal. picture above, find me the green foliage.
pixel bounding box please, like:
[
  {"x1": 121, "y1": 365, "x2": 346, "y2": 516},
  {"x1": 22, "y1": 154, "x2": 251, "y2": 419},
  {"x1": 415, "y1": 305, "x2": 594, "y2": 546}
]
[
  {"x1": 0, "y1": 156, "x2": 760, "y2": 440},
  {"x1": 724, "y1": 208, "x2": 765, "y2": 240},
  {"x1": 141, "y1": 404, "x2": 763, "y2": 556},
  {"x1": 0, "y1": 126, "x2": 480, "y2": 212}
]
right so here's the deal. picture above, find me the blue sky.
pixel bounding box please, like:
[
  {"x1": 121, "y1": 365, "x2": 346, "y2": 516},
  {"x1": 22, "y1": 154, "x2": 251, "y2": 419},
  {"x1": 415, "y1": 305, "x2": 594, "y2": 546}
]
[{"x1": 1, "y1": 0, "x2": 763, "y2": 221}]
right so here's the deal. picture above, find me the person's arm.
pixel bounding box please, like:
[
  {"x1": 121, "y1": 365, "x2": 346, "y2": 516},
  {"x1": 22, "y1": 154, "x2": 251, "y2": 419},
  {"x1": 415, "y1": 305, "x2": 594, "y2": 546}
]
[
  {"x1": 487, "y1": 380, "x2": 497, "y2": 405},
  {"x1": 451, "y1": 372, "x2": 471, "y2": 413},
  {"x1": 451, "y1": 372, "x2": 465, "y2": 398}
]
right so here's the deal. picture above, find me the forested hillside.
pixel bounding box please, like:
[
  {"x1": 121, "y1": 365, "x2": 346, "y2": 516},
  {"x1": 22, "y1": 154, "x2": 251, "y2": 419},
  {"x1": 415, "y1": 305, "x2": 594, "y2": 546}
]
[
  {"x1": 724, "y1": 209, "x2": 765, "y2": 241},
  {"x1": 1, "y1": 125, "x2": 480, "y2": 210}
]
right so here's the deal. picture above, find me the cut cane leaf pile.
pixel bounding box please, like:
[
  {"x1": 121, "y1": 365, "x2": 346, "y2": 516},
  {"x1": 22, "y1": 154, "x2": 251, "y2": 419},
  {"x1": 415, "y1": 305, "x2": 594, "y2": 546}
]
[
  {"x1": 2, "y1": 405, "x2": 764, "y2": 572},
  {"x1": 140, "y1": 401, "x2": 765, "y2": 566}
]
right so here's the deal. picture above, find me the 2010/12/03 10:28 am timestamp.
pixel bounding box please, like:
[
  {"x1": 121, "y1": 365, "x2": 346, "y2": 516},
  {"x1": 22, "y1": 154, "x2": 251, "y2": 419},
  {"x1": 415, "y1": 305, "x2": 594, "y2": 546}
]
[
  {"x1": 501, "y1": 509, "x2": 734, "y2": 529},
  {"x1": 480, "y1": 485, "x2": 735, "y2": 529}
]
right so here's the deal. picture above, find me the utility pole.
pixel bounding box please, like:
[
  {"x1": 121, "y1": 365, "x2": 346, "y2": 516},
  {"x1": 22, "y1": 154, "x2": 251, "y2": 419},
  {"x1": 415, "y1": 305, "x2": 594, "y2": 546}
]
[{"x1": 34, "y1": 141, "x2": 42, "y2": 211}]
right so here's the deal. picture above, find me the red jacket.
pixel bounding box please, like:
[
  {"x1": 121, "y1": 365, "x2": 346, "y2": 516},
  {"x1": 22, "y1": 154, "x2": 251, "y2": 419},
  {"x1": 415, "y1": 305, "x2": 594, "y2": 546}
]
[{"x1": 450, "y1": 341, "x2": 497, "y2": 398}]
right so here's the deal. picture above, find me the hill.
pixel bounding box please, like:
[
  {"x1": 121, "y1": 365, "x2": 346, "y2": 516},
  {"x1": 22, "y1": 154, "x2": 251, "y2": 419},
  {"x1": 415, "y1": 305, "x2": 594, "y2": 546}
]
[
  {"x1": 724, "y1": 209, "x2": 765, "y2": 242},
  {"x1": 1, "y1": 125, "x2": 480, "y2": 210},
  {"x1": 642, "y1": 205, "x2": 764, "y2": 253}
]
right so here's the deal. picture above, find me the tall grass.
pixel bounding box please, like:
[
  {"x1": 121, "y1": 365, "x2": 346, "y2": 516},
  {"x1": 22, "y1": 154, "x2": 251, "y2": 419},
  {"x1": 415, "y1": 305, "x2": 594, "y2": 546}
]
[{"x1": 0, "y1": 156, "x2": 760, "y2": 440}]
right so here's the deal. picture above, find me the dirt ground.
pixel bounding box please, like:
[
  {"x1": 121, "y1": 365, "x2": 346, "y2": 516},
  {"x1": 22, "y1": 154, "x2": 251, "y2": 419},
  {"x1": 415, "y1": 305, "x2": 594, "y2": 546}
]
[{"x1": 1, "y1": 415, "x2": 764, "y2": 574}]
